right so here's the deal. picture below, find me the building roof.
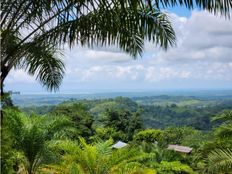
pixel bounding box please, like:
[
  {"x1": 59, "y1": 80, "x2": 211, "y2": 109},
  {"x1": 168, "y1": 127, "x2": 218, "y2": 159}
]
[
  {"x1": 167, "y1": 144, "x2": 193, "y2": 153},
  {"x1": 112, "y1": 141, "x2": 128, "y2": 149}
]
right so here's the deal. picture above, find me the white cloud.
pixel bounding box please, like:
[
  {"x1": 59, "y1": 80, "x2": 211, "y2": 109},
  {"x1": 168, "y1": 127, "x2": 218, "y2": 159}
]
[
  {"x1": 85, "y1": 50, "x2": 131, "y2": 63},
  {"x1": 156, "y1": 11, "x2": 232, "y2": 64},
  {"x1": 145, "y1": 67, "x2": 191, "y2": 82},
  {"x1": 6, "y1": 69, "x2": 36, "y2": 83}
]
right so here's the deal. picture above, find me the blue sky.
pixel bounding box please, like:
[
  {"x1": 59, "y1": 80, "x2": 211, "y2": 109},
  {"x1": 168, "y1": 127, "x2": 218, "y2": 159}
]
[{"x1": 5, "y1": 8, "x2": 232, "y2": 94}]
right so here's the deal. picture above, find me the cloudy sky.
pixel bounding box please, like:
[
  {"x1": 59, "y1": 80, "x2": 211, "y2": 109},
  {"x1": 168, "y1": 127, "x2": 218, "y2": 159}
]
[{"x1": 5, "y1": 9, "x2": 232, "y2": 94}]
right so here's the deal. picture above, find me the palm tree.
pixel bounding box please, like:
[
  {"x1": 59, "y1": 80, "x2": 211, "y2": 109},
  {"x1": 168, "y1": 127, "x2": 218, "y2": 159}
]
[
  {"x1": 42, "y1": 138, "x2": 155, "y2": 174},
  {"x1": 3, "y1": 109, "x2": 75, "y2": 174},
  {"x1": 0, "y1": 0, "x2": 175, "y2": 97},
  {"x1": 1, "y1": 0, "x2": 231, "y2": 96},
  {"x1": 1, "y1": 29, "x2": 65, "y2": 94}
]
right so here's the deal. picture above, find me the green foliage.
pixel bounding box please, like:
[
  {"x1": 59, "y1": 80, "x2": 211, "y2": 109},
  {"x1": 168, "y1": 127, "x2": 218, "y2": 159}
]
[
  {"x1": 2, "y1": 108, "x2": 75, "y2": 174},
  {"x1": 0, "y1": 92, "x2": 14, "y2": 108},
  {"x1": 213, "y1": 111, "x2": 232, "y2": 140},
  {"x1": 89, "y1": 97, "x2": 140, "y2": 122},
  {"x1": 135, "y1": 96, "x2": 232, "y2": 130},
  {"x1": 102, "y1": 109, "x2": 143, "y2": 141},
  {"x1": 194, "y1": 110, "x2": 232, "y2": 173},
  {"x1": 181, "y1": 130, "x2": 211, "y2": 149},
  {"x1": 1, "y1": 126, "x2": 17, "y2": 174},
  {"x1": 212, "y1": 110, "x2": 232, "y2": 124},
  {"x1": 22, "y1": 105, "x2": 55, "y2": 115},
  {"x1": 153, "y1": 161, "x2": 194, "y2": 174},
  {"x1": 2, "y1": 99, "x2": 232, "y2": 173},
  {"x1": 134, "y1": 127, "x2": 203, "y2": 148},
  {"x1": 50, "y1": 103, "x2": 94, "y2": 138},
  {"x1": 91, "y1": 127, "x2": 127, "y2": 143},
  {"x1": 160, "y1": 127, "x2": 198, "y2": 146},
  {"x1": 43, "y1": 138, "x2": 155, "y2": 174},
  {"x1": 207, "y1": 148, "x2": 232, "y2": 173},
  {"x1": 134, "y1": 129, "x2": 163, "y2": 144},
  {"x1": 20, "y1": 96, "x2": 232, "y2": 131}
]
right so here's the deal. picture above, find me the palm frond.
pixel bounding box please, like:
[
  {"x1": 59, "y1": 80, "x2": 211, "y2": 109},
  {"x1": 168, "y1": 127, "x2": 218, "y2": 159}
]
[
  {"x1": 212, "y1": 110, "x2": 232, "y2": 123},
  {"x1": 208, "y1": 148, "x2": 232, "y2": 173},
  {"x1": 3, "y1": 109, "x2": 76, "y2": 174},
  {"x1": 153, "y1": 0, "x2": 232, "y2": 18},
  {"x1": 42, "y1": 4, "x2": 175, "y2": 58},
  {"x1": 45, "y1": 138, "x2": 154, "y2": 174},
  {"x1": 215, "y1": 123, "x2": 232, "y2": 139},
  {"x1": 20, "y1": 42, "x2": 65, "y2": 91},
  {"x1": 42, "y1": 115, "x2": 74, "y2": 139}
]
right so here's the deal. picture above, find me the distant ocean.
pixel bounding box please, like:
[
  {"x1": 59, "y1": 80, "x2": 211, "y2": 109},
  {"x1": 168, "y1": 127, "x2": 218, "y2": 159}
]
[{"x1": 11, "y1": 89, "x2": 232, "y2": 107}]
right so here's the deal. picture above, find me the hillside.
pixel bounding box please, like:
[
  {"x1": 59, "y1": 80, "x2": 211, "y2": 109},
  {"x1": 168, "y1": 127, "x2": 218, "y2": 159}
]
[{"x1": 21, "y1": 95, "x2": 232, "y2": 130}]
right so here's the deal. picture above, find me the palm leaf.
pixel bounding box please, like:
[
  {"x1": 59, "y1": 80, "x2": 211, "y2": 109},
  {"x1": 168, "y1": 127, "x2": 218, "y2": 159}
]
[
  {"x1": 152, "y1": 0, "x2": 232, "y2": 18},
  {"x1": 3, "y1": 109, "x2": 76, "y2": 174},
  {"x1": 208, "y1": 148, "x2": 232, "y2": 173},
  {"x1": 212, "y1": 110, "x2": 232, "y2": 123},
  {"x1": 19, "y1": 42, "x2": 65, "y2": 91}
]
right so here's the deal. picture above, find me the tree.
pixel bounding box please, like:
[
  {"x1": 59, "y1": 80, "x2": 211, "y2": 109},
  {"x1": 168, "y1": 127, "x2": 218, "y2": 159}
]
[
  {"x1": 102, "y1": 109, "x2": 143, "y2": 141},
  {"x1": 134, "y1": 129, "x2": 163, "y2": 144},
  {"x1": 50, "y1": 103, "x2": 94, "y2": 139},
  {"x1": 1, "y1": 0, "x2": 176, "y2": 96},
  {"x1": 91, "y1": 127, "x2": 127, "y2": 142},
  {"x1": 2, "y1": 109, "x2": 75, "y2": 174}
]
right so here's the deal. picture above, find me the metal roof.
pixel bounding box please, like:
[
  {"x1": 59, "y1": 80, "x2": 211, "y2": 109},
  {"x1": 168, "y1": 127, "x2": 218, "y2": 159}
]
[
  {"x1": 167, "y1": 144, "x2": 193, "y2": 153},
  {"x1": 112, "y1": 141, "x2": 128, "y2": 149}
]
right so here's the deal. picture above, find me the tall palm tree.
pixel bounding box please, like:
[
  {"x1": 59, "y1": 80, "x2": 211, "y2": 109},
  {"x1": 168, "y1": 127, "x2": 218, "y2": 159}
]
[
  {"x1": 1, "y1": 0, "x2": 231, "y2": 96},
  {"x1": 3, "y1": 109, "x2": 76, "y2": 174}
]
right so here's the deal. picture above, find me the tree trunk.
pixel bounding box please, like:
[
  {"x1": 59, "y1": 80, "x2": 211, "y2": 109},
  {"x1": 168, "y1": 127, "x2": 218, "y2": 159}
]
[
  {"x1": 1, "y1": 78, "x2": 5, "y2": 125},
  {"x1": 1, "y1": 66, "x2": 9, "y2": 125}
]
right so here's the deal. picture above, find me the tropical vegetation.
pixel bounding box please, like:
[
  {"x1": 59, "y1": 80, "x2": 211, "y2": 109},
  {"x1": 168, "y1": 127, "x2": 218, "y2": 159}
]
[
  {"x1": 1, "y1": 96, "x2": 232, "y2": 173},
  {"x1": 1, "y1": 0, "x2": 232, "y2": 173}
]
